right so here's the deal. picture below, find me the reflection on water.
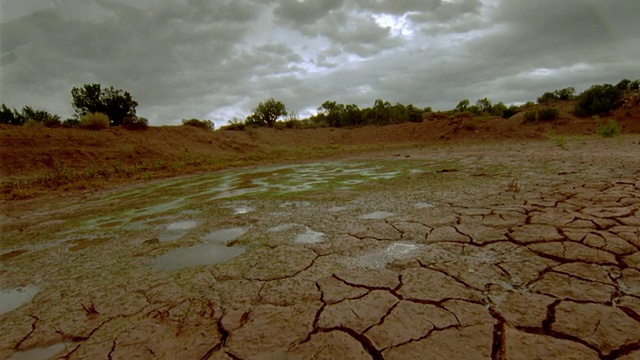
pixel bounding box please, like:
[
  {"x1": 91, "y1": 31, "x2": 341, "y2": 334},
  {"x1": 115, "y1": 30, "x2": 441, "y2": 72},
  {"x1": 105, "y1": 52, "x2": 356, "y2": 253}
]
[
  {"x1": 295, "y1": 228, "x2": 326, "y2": 244},
  {"x1": 201, "y1": 227, "x2": 248, "y2": 244},
  {"x1": 7, "y1": 343, "x2": 71, "y2": 360},
  {"x1": 153, "y1": 244, "x2": 245, "y2": 270},
  {"x1": 346, "y1": 243, "x2": 419, "y2": 269},
  {"x1": 267, "y1": 223, "x2": 300, "y2": 233},
  {"x1": 415, "y1": 202, "x2": 434, "y2": 209},
  {"x1": 359, "y1": 211, "x2": 395, "y2": 220},
  {"x1": 0, "y1": 286, "x2": 38, "y2": 315},
  {"x1": 77, "y1": 161, "x2": 405, "y2": 238},
  {"x1": 166, "y1": 220, "x2": 199, "y2": 231}
]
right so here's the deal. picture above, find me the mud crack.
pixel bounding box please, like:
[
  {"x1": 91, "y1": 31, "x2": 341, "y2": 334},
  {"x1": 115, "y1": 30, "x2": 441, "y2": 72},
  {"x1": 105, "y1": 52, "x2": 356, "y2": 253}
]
[{"x1": 13, "y1": 314, "x2": 39, "y2": 350}]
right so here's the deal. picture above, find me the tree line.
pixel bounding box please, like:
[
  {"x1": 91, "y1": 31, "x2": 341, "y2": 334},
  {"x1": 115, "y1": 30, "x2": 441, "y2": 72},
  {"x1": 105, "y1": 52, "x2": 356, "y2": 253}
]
[
  {"x1": 224, "y1": 78, "x2": 639, "y2": 130},
  {"x1": 1, "y1": 84, "x2": 144, "y2": 130},
  {"x1": 2, "y1": 78, "x2": 638, "y2": 130}
]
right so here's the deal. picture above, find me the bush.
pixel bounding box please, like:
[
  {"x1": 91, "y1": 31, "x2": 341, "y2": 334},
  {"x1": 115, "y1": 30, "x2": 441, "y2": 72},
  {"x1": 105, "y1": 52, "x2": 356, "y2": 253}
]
[
  {"x1": 594, "y1": 116, "x2": 621, "y2": 137},
  {"x1": 537, "y1": 107, "x2": 559, "y2": 121},
  {"x1": 502, "y1": 105, "x2": 520, "y2": 119},
  {"x1": 62, "y1": 119, "x2": 80, "y2": 128},
  {"x1": 573, "y1": 84, "x2": 621, "y2": 116},
  {"x1": 17, "y1": 106, "x2": 61, "y2": 127},
  {"x1": 80, "y1": 112, "x2": 110, "y2": 130},
  {"x1": 523, "y1": 111, "x2": 537, "y2": 123},
  {"x1": 615, "y1": 79, "x2": 631, "y2": 91},
  {"x1": 122, "y1": 115, "x2": 148, "y2": 130},
  {"x1": 182, "y1": 118, "x2": 214, "y2": 130},
  {"x1": 537, "y1": 92, "x2": 558, "y2": 104}
]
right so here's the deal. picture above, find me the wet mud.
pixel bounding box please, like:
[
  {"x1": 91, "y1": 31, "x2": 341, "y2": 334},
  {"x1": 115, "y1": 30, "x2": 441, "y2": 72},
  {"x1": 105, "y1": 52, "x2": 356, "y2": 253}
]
[{"x1": 1, "y1": 137, "x2": 639, "y2": 359}]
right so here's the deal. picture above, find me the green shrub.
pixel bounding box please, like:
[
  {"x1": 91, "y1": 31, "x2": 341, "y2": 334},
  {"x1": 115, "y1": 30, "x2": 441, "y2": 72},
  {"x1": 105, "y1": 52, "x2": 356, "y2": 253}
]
[
  {"x1": 80, "y1": 112, "x2": 110, "y2": 130},
  {"x1": 537, "y1": 92, "x2": 558, "y2": 104},
  {"x1": 523, "y1": 111, "x2": 537, "y2": 123},
  {"x1": 555, "y1": 87, "x2": 575, "y2": 100},
  {"x1": 122, "y1": 115, "x2": 148, "y2": 130},
  {"x1": 573, "y1": 84, "x2": 621, "y2": 116},
  {"x1": 18, "y1": 106, "x2": 61, "y2": 127},
  {"x1": 62, "y1": 119, "x2": 80, "y2": 128},
  {"x1": 594, "y1": 116, "x2": 621, "y2": 137},
  {"x1": 182, "y1": 118, "x2": 214, "y2": 130},
  {"x1": 502, "y1": 105, "x2": 520, "y2": 119},
  {"x1": 537, "y1": 107, "x2": 559, "y2": 121}
]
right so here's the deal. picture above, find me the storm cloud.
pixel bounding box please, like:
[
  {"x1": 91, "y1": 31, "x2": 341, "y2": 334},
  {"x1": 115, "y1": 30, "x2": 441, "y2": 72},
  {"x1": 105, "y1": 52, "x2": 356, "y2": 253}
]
[{"x1": 1, "y1": 0, "x2": 638, "y2": 126}]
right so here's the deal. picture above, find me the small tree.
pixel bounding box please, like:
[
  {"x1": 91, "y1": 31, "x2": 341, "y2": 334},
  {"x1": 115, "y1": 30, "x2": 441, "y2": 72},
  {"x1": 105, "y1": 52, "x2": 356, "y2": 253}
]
[
  {"x1": 475, "y1": 98, "x2": 492, "y2": 113},
  {"x1": 250, "y1": 98, "x2": 287, "y2": 127},
  {"x1": 366, "y1": 99, "x2": 392, "y2": 125},
  {"x1": 455, "y1": 99, "x2": 470, "y2": 112},
  {"x1": 71, "y1": 84, "x2": 138, "y2": 126},
  {"x1": 318, "y1": 100, "x2": 345, "y2": 127}
]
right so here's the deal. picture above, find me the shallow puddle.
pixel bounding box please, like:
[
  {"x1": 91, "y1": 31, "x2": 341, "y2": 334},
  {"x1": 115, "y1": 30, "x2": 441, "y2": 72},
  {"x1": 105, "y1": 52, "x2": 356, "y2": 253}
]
[
  {"x1": 415, "y1": 202, "x2": 435, "y2": 209},
  {"x1": 359, "y1": 211, "x2": 395, "y2": 220},
  {"x1": 0, "y1": 286, "x2": 38, "y2": 315},
  {"x1": 267, "y1": 223, "x2": 300, "y2": 233},
  {"x1": 157, "y1": 220, "x2": 200, "y2": 243},
  {"x1": 346, "y1": 243, "x2": 419, "y2": 269},
  {"x1": 233, "y1": 206, "x2": 254, "y2": 214},
  {"x1": 7, "y1": 342, "x2": 71, "y2": 360},
  {"x1": 295, "y1": 228, "x2": 326, "y2": 244},
  {"x1": 153, "y1": 244, "x2": 245, "y2": 270},
  {"x1": 166, "y1": 220, "x2": 199, "y2": 231},
  {"x1": 201, "y1": 227, "x2": 248, "y2": 244}
]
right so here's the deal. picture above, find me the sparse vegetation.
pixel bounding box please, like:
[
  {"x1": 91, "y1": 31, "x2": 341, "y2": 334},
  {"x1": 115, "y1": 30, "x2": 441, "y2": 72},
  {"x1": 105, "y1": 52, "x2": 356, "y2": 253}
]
[
  {"x1": 537, "y1": 87, "x2": 575, "y2": 104},
  {"x1": 0, "y1": 105, "x2": 61, "y2": 127},
  {"x1": 122, "y1": 115, "x2": 149, "y2": 130},
  {"x1": 62, "y1": 119, "x2": 80, "y2": 128},
  {"x1": 594, "y1": 116, "x2": 621, "y2": 137}
]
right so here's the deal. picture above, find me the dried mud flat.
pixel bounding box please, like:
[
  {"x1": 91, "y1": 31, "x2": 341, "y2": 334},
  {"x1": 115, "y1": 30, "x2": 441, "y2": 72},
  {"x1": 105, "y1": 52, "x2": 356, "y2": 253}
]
[{"x1": 1, "y1": 136, "x2": 640, "y2": 360}]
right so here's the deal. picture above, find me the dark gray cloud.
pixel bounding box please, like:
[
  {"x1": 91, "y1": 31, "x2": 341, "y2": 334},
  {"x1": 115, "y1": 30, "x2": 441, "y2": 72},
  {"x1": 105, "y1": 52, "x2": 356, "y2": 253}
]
[
  {"x1": 1, "y1": 0, "x2": 639, "y2": 127},
  {"x1": 274, "y1": 0, "x2": 345, "y2": 26}
]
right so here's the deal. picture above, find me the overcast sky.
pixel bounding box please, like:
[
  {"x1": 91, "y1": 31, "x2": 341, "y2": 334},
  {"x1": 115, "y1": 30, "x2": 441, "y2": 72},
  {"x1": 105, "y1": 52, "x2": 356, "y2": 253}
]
[{"x1": 1, "y1": 0, "x2": 639, "y2": 127}]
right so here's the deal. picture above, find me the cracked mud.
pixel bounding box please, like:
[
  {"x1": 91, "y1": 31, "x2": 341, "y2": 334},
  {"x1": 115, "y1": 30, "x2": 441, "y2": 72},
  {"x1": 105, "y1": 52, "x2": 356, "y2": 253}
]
[{"x1": 1, "y1": 137, "x2": 640, "y2": 359}]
